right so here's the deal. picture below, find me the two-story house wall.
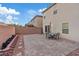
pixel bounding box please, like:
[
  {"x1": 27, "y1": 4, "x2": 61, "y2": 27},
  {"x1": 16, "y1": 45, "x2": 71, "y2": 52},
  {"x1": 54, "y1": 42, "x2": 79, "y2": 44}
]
[{"x1": 43, "y1": 3, "x2": 79, "y2": 42}]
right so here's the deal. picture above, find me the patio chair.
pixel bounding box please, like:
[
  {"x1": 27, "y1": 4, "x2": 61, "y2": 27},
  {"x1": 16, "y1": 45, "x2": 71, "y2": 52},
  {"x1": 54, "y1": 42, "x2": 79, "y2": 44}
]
[
  {"x1": 48, "y1": 33, "x2": 60, "y2": 40},
  {"x1": 47, "y1": 33, "x2": 55, "y2": 39},
  {"x1": 54, "y1": 33, "x2": 60, "y2": 39}
]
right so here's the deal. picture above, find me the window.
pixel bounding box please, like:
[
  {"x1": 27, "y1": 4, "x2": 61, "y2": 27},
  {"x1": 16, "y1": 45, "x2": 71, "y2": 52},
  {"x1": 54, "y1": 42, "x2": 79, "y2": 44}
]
[
  {"x1": 62, "y1": 23, "x2": 69, "y2": 34},
  {"x1": 45, "y1": 25, "x2": 50, "y2": 33},
  {"x1": 53, "y1": 10, "x2": 57, "y2": 15}
]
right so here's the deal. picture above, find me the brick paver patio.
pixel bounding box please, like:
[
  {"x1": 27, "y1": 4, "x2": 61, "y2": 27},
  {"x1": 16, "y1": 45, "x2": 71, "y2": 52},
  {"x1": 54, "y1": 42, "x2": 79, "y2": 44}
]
[
  {"x1": 13, "y1": 35, "x2": 25, "y2": 56},
  {"x1": 23, "y1": 34, "x2": 79, "y2": 56}
]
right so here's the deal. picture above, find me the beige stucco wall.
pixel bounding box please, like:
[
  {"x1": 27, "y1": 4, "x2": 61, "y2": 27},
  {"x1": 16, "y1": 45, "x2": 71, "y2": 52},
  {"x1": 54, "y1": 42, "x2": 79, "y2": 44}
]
[
  {"x1": 0, "y1": 25, "x2": 15, "y2": 47},
  {"x1": 43, "y1": 3, "x2": 79, "y2": 42},
  {"x1": 29, "y1": 16, "x2": 43, "y2": 28}
]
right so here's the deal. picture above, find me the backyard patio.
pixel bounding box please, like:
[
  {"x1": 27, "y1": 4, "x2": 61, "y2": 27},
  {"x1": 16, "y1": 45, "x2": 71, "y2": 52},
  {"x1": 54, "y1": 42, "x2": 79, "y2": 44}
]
[{"x1": 23, "y1": 34, "x2": 79, "y2": 56}]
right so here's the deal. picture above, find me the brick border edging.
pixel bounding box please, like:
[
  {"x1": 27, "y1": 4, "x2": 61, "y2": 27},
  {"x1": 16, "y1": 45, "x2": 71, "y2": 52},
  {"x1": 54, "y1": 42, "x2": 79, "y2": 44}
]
[
  {"x1": 0, "y1": 35, "x2": 18, "y2": 56},
  {"x1": 66, "y1": 48, "x2": 79, "y2": 56},
  {"x1": 21, "y1": 35, "x2": 25, "y2": 56},
  {"x1": 12, "y1": 34, "x2": 25, "y2": 56}
]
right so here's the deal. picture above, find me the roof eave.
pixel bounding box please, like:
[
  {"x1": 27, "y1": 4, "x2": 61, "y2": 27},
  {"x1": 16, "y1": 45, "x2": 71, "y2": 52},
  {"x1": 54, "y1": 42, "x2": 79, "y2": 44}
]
[
  {"x1": 27, "y1": 15, "x2": 43, "y2": 25},
  {"x1": 42, "y1": 3, "x2": 56, "y2": 13}
]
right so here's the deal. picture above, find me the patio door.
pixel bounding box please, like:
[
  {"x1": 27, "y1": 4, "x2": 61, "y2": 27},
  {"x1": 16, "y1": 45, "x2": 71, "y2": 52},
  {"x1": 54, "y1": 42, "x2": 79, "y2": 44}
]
[{"x1": 45, "y1": 25, "x2": 50, "y2": 33}]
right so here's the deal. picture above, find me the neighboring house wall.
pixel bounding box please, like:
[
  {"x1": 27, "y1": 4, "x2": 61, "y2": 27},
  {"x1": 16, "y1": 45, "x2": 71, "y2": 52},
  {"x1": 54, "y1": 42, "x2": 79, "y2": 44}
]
[
  {"x1": 28, "y1": 16, "x2": 43, "y2": 28},
  {"x1": 0, "y1": 24, "x2": 15, "y2": 47},
  {"x1": 43, "y1": 3, "x2": 79, "y2": 42}
]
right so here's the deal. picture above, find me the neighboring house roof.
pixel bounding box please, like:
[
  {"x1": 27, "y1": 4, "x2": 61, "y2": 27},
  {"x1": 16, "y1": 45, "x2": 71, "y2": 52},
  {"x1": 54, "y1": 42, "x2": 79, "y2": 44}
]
[
  {"x1": 31, "y1": 15, "x2": 42, "y2": 22},
  {"x1": 42, "y1": 3, "x2": 56, "y2": 13},
  {"x1": 27, "y1": 15, "x2": 43, "y2": 25}
]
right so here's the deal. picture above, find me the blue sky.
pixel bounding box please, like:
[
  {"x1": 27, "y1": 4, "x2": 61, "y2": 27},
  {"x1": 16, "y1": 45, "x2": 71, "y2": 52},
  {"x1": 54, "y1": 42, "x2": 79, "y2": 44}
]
[{"x1": 0, "y1": 3, "x2": 48, "y2": 26}]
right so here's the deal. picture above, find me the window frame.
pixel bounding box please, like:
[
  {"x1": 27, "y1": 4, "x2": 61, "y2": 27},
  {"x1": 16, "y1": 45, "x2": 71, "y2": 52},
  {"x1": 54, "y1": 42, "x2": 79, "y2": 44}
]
[
  {"x1": 45, "y1": 25, "x2": 50, "y2": 33},
  {"x1": 62, "y1": 23, "x2": 69, "y2": 34},
  {"x1": 53, "y1": 9, "x2": 57, "y2": 15}
]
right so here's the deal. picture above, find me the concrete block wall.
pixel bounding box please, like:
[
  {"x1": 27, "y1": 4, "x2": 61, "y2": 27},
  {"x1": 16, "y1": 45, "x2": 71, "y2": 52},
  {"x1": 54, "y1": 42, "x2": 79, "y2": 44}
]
[
  {"x1": 15, "y1": 27, "x2": 42, "y2": 34},
  {"x1": 0, "y1": 25, "x2": 15, "y2": 47}
]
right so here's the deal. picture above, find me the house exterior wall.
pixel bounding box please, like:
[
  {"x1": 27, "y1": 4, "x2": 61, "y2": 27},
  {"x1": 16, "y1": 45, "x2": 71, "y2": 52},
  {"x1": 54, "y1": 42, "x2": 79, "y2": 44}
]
[
  {"x1": 28, "y1": 16, "x2": 43, "y2": 28},
  {"x1": 43, "y1": 3, "x2": 79, "y2": 42},
  {"x1": 0, "y1": 25, "x2": 15, "y2": 47}
]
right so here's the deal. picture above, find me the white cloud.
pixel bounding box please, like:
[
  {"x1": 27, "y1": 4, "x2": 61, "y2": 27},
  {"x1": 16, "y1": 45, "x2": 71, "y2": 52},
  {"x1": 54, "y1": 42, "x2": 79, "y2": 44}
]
[
  {"x1": 25, "y1": 9, "x2": 40, "y2": 23},
  {"x1": 6, "y1": 15, "x2": 13, "y2": 20},
  {"x1": 27, "y1": 9, "x2": 39, "y2": 16},
  {"x1": 8, "y1": 8, "x2": 20, "y2": 15},
  {"x1": 26, "y1": 8, "x2": 47, "y2": 19},
  {"x1": 0, "y1": 15, "x2": 19, "y2": 24},
  {"x1": 38, "y1": 8, "x2": 47, "y2": 12},
  {"x1": 0, "y1": 4, "x2": 20, "y2": 25},
  {"x1": 25, "y1": 9, "x2": 44, "y2": 24},
  {"x1": 5, "y1": 15, "x2": 14, "y2": 24},
  {"x1": 0, "y1": 4, "x2": 20, "y2": 15}
]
